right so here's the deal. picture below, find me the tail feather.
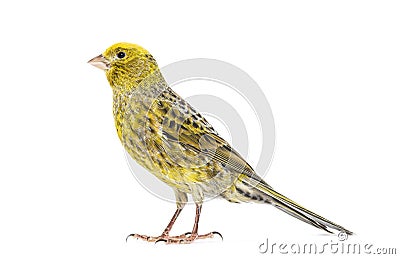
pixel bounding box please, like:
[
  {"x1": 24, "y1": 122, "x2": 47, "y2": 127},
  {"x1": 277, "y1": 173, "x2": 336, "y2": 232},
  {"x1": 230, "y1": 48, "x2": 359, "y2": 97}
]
[
  {"x1": 272, "y1": 199, "x2": 333, "y2": 234},
  {"x1": 235, "y1": 175, "x2": 353, "y2": 235}
]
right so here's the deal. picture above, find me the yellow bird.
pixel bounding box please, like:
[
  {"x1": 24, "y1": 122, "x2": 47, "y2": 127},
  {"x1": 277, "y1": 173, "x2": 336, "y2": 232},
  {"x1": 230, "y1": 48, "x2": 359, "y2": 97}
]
[{"x1": 88, "y1": 42, "x2": 352, "y2": 244}]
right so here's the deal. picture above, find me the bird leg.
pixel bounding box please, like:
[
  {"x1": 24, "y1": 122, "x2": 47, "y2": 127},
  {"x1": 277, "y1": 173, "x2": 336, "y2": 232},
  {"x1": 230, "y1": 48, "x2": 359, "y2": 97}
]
[
  {"x1": 126, "y1": 204, "x2": 222, "y2": 244},
  {"x1": 158, "y1": 204, "x2": 222, "y2": 244},
  {"x1": 126, "y1": 207, "x2": 183, "y2": 242}
]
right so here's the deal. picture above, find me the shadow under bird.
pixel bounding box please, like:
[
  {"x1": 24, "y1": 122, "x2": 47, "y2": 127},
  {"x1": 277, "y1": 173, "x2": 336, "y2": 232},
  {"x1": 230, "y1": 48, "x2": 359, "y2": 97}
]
[{"x1": 88, "y1": 42, "x2": 352, "y2": 244}]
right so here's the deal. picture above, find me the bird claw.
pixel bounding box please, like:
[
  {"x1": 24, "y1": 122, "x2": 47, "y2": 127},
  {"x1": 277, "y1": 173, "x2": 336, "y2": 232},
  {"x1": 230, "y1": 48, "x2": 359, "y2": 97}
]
[
  {"x1": 211, "y1": 231, "x2": 224, "y2": 241},
  {"x1": 125, "y1": 233, "x2": 136, "y2": 243},
  {"x1": 155, "y1": 238, "x2": 167, "y2": 244}
]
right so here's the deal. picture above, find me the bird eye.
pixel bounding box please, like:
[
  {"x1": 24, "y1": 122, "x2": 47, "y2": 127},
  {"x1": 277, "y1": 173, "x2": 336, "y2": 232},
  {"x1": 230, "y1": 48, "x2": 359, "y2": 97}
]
[{"x1": 117, "y1": 51, "x2": 126, "y2": 59}]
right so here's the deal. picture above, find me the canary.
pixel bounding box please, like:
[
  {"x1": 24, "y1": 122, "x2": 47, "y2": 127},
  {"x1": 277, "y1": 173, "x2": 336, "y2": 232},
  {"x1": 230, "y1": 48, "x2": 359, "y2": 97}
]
[{"x1": 88, "y1": 42, "x2": 352, "y2": 244}]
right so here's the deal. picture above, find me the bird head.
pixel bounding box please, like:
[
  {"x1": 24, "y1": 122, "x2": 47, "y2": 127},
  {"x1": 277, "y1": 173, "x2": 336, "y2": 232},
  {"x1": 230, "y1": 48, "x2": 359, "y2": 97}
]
[{"x1": 88, "y1": 42, "x2": 158, "y2": 92}]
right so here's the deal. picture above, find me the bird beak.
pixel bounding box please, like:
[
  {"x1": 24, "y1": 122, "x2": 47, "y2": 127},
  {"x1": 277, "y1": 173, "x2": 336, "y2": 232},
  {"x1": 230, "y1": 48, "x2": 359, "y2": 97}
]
[{"x1": 88, "y1": 54, "x2": 110, "y2": 71}]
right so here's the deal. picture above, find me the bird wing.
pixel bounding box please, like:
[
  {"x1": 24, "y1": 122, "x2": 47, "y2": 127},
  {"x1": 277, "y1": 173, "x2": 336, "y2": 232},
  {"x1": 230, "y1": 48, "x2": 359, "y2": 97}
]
[{"x1": 154, "y1": 87, "x2": 263, "y2": 182}]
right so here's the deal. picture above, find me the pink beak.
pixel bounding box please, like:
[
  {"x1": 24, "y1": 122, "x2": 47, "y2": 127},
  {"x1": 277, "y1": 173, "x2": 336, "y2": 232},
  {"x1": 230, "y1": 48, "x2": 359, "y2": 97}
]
[{"x1": 88, "y1": 54, "x2": 110, "y2": 71}]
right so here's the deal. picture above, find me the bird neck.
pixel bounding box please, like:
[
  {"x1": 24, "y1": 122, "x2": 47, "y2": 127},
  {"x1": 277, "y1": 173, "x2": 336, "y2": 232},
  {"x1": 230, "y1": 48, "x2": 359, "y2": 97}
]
[
  {"x1": 106, "y1": 57, "x2": 159, "y2": 93},
  {"x1": 111, "y1": 69, "x2": 169, "y2": 141}
]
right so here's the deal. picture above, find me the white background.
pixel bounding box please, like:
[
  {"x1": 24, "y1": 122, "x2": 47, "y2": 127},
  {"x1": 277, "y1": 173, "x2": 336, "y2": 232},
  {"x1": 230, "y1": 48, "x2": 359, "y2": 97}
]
[{"x1": 1, "y1": 1, "x2": 399, "y2": 258}]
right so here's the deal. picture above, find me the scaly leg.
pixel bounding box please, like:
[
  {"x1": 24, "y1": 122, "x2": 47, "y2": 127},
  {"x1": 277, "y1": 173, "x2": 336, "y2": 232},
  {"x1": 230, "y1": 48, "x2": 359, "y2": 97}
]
[
  {"x1": 156, "y1": 204, "x2": 222, "y2": 244},
  {"x1": 126, "y1": 207, "x2": 183, "y2": 242}
]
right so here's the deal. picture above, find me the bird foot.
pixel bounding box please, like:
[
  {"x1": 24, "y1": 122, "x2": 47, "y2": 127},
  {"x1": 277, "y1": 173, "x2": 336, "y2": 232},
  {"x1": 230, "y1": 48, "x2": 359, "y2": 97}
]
[{"x1": 126, "y1": 231, "x2": 223, "y2": 244}]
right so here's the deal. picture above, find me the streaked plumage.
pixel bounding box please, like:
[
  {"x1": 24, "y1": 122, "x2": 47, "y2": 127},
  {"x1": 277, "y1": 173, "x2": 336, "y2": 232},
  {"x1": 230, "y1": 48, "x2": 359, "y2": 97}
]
[{"x1": 88, "y1": 42, "x2": 352, "y2": 244}]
